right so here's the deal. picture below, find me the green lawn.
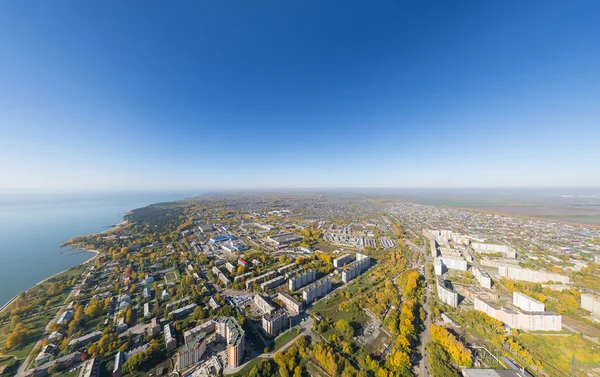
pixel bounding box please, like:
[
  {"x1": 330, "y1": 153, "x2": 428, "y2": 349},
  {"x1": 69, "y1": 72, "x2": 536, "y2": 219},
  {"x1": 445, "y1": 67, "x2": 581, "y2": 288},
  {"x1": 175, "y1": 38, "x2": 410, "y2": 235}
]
[
  {"x1": 519, "y1": 334, "x2": 600, "y2": 377},
  {"x1": 53, "y1": 368, "x2": 80, "y2": 377},
  {"x1": 227, "y1": 357, "x2": 261, "y2": 377},
  {"x1": 0, "y1": 312, "x2": 54, "y2": 359},
  {"x1": 272, "y1": 328, "x2": 300, "y2": 352}
]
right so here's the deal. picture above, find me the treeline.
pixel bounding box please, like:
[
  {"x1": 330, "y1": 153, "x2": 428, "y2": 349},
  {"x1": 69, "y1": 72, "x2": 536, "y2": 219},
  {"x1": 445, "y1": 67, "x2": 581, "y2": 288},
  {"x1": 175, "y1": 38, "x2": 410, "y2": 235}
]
[
  {"x1": 245, "y1": 337, "x2": 364, "y2": 377},
  {"x1": 425, "y1": 341, "x2": 460, "y2": 377},
  {"x1": 377, "y1": 270, "x2": 425, "y2": 377},
  {"x1": 429, "y1": 325, "x2": 472, "y2": 367}
]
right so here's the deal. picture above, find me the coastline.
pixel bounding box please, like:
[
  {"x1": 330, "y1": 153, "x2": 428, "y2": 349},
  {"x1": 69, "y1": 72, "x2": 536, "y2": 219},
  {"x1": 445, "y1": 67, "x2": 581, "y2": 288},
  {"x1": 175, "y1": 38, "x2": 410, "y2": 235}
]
[{"x1": 0, "y1": 248, "x2": 99, "y2": 314}]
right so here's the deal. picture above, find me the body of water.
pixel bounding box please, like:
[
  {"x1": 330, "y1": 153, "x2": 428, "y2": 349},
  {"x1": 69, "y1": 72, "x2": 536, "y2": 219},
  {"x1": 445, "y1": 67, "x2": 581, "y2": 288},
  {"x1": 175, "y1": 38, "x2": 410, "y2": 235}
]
[{"x1": 0, "y1": 191, "x2": 196, "y2": 307}]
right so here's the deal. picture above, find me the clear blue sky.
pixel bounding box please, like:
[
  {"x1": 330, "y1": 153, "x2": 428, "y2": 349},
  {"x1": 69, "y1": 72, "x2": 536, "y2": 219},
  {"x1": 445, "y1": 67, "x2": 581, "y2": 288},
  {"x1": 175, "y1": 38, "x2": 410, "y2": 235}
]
[{"x1": 1, "y1": 1, "x2": 599, "y2": 191}]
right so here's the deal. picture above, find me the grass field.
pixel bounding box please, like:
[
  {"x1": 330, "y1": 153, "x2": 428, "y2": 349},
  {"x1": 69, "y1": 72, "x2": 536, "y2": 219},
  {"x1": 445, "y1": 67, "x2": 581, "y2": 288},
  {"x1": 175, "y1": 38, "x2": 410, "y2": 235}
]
[
  {"x1": 519, "y1": 334, "x2": 600, "y2": 377},
  {"x1": 313, "y1": 242, "x2": 336, "y2": 253},
  {"x1": 228, "y1": 357, "x2": 261, "y2": 377},
  {"x1": 272, "y1": 328, "x2": 300, "y2": 352},
  {"x1": 164, "y1": 271, "x2": 178, "y2": 284},
  {"x1": 0, "y1": 312, "x2": 54, "y2": 359}
]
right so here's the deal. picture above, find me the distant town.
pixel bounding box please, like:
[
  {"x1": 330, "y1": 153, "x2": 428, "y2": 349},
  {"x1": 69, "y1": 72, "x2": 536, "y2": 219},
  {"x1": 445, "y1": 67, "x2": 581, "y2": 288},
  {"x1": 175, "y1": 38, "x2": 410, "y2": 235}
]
[{"x1": 1, "y1": 194, "x2": 599, "y2": 377}]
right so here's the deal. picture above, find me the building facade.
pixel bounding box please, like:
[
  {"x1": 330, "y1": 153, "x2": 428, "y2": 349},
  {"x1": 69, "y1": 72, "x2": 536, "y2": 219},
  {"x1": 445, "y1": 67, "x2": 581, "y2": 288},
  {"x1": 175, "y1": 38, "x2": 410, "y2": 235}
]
[
  {"x1": 302, "y1": 278, "x2": 332, "y2": 303},
  {"x1": 262, "y1": 309, "x2": 288, "y2": 337},
  {"x1": 513, "y1": 292, "x2": 545, "y2": 312},
  {"x1": 436, "y1": 277, "x2": 458, "y2": 307},
  {"x1": 581, "y1": 293, "x2": 600, "y2": 315},
  {"x1": 277, "y1": 292, "x2": 303, "y2": 314},
  {"x1": 474, "y1": 296, "x2": 561, "y2": 331},
  {"x1": 498, "y1": 266, "x2": 569, "y2": 284}
]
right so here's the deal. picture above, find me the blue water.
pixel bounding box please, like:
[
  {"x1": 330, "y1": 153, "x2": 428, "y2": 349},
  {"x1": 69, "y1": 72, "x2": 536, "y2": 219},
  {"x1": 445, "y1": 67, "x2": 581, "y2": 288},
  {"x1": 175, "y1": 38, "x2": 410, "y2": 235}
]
[{"x1": 0, "y1": 191, "x2": 197, "y2": 307}]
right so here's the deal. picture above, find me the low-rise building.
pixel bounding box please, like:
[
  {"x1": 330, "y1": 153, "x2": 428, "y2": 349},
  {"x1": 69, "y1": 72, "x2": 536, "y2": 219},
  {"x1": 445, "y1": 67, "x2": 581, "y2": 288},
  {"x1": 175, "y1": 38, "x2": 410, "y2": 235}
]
[
  {"x1": 254, "y1": 294, "x2": 276, "y2": 315},
  {"x1": 169, "y1": 303, "x2": 198, "y2": 320},
  {"x1": 277, "y1": 292, "x2": 303, "y2": 314},
  {"x1": 68, "y1": 330, "x2": 102, "y2": 348},
  {"x1": 260, "y1": 276, "x2": 285, "y2": 291},
  {"x1": 165, "y1": 324, "x2": 177, "y2": 351}
]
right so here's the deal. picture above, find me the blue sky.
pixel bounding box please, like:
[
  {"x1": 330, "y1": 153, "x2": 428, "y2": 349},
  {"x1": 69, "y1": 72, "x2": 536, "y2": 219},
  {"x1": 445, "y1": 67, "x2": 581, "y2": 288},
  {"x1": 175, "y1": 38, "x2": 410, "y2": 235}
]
[{"x1": 1, "y1": 1, "x2": 599, "y2": 191}]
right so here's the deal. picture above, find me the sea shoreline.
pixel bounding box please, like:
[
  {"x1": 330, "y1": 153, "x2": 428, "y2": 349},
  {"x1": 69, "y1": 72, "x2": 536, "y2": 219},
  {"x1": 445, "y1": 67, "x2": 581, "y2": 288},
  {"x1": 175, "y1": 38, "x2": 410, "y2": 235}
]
[{"x1": 0, "y1": 248, "x2": 99, "y2": 314}]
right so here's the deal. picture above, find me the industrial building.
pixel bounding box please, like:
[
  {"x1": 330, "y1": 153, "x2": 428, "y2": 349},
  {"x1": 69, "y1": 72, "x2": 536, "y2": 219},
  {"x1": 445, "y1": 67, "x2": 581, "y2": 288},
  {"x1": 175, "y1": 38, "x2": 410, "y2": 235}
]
[
  {"x1": 498, "y1": 265, "x2": 569, "y2": 284},
  {"x1": 268, "y1": 232, "x2": 303, "y2": 247},
  {"x1": 302, "y1": 278, "x2": 331, "y2": 303}
]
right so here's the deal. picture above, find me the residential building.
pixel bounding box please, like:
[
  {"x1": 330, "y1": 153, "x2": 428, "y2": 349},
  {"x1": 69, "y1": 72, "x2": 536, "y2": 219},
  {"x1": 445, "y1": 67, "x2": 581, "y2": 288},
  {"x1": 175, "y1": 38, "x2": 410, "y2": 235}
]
[
  {"x1": 439, "y1": 256, "x2": 468, "y2": 271},
  {"x1": 169, "y1": 303, "x2": 198, "y2": 320},
  {"x1": 288, "y1": 270, "x2": 316, "y2": 290},
  {"x1": 498, "y1": 266, "x2": 569, "y2": 284},
  {"x1": 165, "y1": 324, "x2": 177, "y2": 351},
  {"x1": 474, "y1": 296, "x2": 561, "y2": 331},
  {"x1": 333, "y1": 254, "x2": 353, "y2": 268},
  {"x1": 68, "y1": 331, "x2": 102, "y2": 348},
  {"x1": 254, "y1": 294, "x2": 276, "y2": 315},
  {"x1": 436, "y1": 277, "x2": 458, "y2": 307},
  {"x1": 262, "y1": 309, "x2": 288, "y2": 337},
  {"x1": 341, "y1": 253, "x2": 369, "y2": 283},
  {"x1": 302, "y1": 278, "x2": 331, "y2": 303},
  {"x1": 513, "y1": 292, "x2": 545, "y2": 312},
  {"x1": 581, "y1": 293, "x2": 600, "y2": 315},
  {"x1": 177, "y1": 333, "x2": 207, "y2": 370},
  {"x1": 260, "y1": 276, "x2": 285, "y2": 291},
  {"x1": 472, "y1": 266, "x2": 492, "y2": 289},
  {"x1": 277, "y1": 292, "x2": 303, "y2": 314},
  {"x1": 246, "y1": 271, "x2": 277, "y2": 290},
  {"x1": 471, "y1": 242, "x2": 517, "y2": 258}
]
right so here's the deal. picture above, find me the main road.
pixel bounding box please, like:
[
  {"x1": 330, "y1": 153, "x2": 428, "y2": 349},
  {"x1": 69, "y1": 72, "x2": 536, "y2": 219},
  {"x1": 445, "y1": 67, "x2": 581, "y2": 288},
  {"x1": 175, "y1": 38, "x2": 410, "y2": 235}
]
[{"x1": 405, "y1": 239, "x2": 431, "y2": 377}]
